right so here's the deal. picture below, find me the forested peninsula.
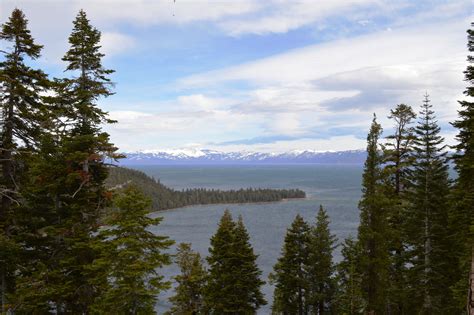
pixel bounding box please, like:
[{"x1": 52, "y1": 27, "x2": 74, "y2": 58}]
[{"x1": 106, "y1": 166, "x2": 306, "y2": 210}]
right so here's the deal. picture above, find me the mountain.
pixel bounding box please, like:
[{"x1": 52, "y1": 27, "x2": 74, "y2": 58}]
[{"x1": 117, "y1": 149, "x2": 367, "y2": 165}]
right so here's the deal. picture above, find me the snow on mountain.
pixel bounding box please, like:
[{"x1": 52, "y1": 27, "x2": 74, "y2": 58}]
[{"x1": 119, "y1": 149, "x2": 367, "y2": 165}]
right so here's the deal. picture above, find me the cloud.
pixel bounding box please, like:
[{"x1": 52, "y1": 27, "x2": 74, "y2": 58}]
[
  {"x1": 218, "y1": 0, "x2": 381, "y2": 36},
  {"x1": 180, "y1": 19, "x2": 466, "y2": 87},
  {"x1": 101, "y1": 32, "x2": 136, "y2": 57}
]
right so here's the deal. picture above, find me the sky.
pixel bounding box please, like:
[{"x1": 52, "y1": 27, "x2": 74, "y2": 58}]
[{"x1": 0, "y1": 0, "x2": 472, "y2": 153}]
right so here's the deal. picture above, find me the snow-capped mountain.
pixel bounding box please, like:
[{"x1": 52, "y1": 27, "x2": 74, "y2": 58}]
[{"x1": 118, "y1": 149, "x2": 367, "y2": 165}]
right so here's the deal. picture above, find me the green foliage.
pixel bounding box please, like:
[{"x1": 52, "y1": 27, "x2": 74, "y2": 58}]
[
  {"x1": 405, "y1": 94, "x2": 454, "y2": 313},
  {"x1": 270, "y1": 214, "x2": 310, "y2": 315},
  {"x1": 383, "y1": 103, "x2": 417, "y2": 313},
  {"x1": 357, "y1": 115, "x2": 390, "y2": 314},
  {"x1": 305, "y1": 205, "x2": 337, "y2": 314},
  {"x1": 0, "y1": 8, "x2": 50, "y2": 312},
  {"x1": 91, "y1": 186, "x2": 173, "y2": 314},
  {"x1": 166, "y1": 243, "x2": 207, "y2": 315},
  {"x1": 450, "y1": 21, "x2": 474, "y2": 311},
  {"x1": 335, "y1": 237, "x2": 364, "y2": 315},
  {"x1": 106, "y1": 166, "x2": 306, "y2": 210},
  {"x1": 204, "y1": 210, "x2": 266, "y2": 314},
  {"x1": 61, "y1": 9, "x2": 115, "y2": 131}
]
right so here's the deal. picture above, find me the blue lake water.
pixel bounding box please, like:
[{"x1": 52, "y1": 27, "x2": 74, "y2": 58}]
[{"x1": 131, "y1": 164, "x2": 363, "y2": 314}]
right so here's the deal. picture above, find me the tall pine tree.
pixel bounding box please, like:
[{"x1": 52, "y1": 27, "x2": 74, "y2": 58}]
[
  {"x1": 270, "y1": 214, "x2": 310, "y2": 315},
  {"x1": 357, "y1": 115, "x2": 390, "y2": 314},
  {"x1": 405, "y1": 93, "x2": 453, "y2": 313},
  {"x1": 52, "y1": 9, "x2": 118, "y2": 312},
  {"x1": 383, "y1": 104, "x2": 416, "y2": 313},
  {"x1": 0, "y1": 8, "x2": 49, "y2": 311},
  {"x1": 450, "y1": 22, "x2": 474, "y2": 312}
]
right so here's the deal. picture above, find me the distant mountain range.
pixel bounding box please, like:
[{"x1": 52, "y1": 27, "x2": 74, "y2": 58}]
[{"x1": 118, "y1": 149, "x2": 367, "y2": 165}]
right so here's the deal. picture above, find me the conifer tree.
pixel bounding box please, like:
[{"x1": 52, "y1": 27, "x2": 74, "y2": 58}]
[
  {"x1": 383, "y1": 104, "x2": 416, "y2": 313},
  {"x1": 405, "y1": 94, "x2": 453, "y2": 313},
  {"x1": 306, "y1": 205, "x2": 337, "y2": 314},
  {"x1": 0, "y1": 8, "x2": 49, "y2": 311},
  {"x1": 450, "y1": 22, "x2": 474, "y2": 312},
  {"x1": 46, "y1": 10, "x2": 119, "y2": 311},
  {"x1": 91, "y1": 186, "x2": 173, "y2": 314},
  {"x1": 357, "y1": 115, "x2": 389, "y2": 314},
  {"x1": 234, "y1": 215, "x2": 267, "y2": 311},
  {"x1": 166, "y1": 243, "x2": 207, "y2": 315},
  {"x1": 336, "y1": 237, "x2": 364, "y2": 315},
  {"x1": 270, "y1": 214, "x2": 310, "y2": 315},
  {"x1": 204, "y1": 210, "x2": 266, "y2": 314}
]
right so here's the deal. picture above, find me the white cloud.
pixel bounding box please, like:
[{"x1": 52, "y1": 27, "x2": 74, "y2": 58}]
[
  {"x1": 101, "y1": 32, "x2": 136, "y2": 57},
  {"x1": 180, "y1": 19, "x2": 466, "y2": 87},
  {"x1": 218, "y1": 0, "x2": 381, "y2": 36}
]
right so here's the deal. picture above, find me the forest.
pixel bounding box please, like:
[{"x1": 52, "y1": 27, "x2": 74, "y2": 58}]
[
  {"x1": 0, "y1": 7, "x2": 473, "y2": 315},
  {"x1": 106, "y1": 166, "x2": 306, "y2": 210}
]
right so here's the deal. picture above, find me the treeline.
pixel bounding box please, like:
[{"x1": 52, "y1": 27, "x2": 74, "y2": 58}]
[{"x1": 106, "y1": 166, "x2": 306, "y2": 210}]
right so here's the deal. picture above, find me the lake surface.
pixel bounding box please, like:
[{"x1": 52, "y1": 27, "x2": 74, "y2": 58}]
[{"x1": 131, "y1": 164, "x2": 363, "y2": 314}]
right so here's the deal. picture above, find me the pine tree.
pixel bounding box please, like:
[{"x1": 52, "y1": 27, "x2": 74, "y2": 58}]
[
  {"x1": 270, "y1": 214, "x2": 310, "y2": 315},
  {"x1": 91, "y1": 186, "x2": 173, "y2": 314},
  {"x1": 13, "y1": 10, "x2": 120, "y2": 312},
  {"x1": 383, "y1": 104, "x2": 416, "y2": 313},
  {"x1": 306, "y1": 205, "x2": 337, "y2": 314},
  {"x1": 405, "y1": 93, "x2": 453, "y2": 313},
  {"x1": 357, "y1": 115, "x2": 389, "y2": 314},
  {"x1": 450, "y1": 22, "x2": 474, "y2": 312},
  {"x1": 0, "y1": 8, "x2": 49, "y2": 311},
  {"x1": 204, "y1": 210, "x2": 266, "y2": 314},
  {"x1": 233, "y1": 215, "x2": 267, "y2": 312},
  {"x1": 336, "y1": 237, "x2": 364, "y2": 315},
  {"x1": 49, "y1": 10, "x2": 119, "y2": 312},
  {"x1": 166, "y1": 243, "x2": 207, "y2": 315}
]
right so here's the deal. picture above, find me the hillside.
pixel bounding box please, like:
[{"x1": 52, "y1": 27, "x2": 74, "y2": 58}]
[{"x1": 106, "y1": 166, "x2": 306, "y2": 211}]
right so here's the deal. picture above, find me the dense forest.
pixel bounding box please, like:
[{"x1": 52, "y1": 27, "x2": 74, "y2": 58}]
[
  {"x1": 0, "y1": 7, "x2": 473, "y2": 315},
  {"x1": 106, "y1": 166, "x2": 306, "y2": 210}
]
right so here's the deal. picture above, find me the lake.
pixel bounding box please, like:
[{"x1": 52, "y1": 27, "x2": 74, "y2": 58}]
[{"x1": 131, "y1": 164, "x2": 364, "y2": 314}]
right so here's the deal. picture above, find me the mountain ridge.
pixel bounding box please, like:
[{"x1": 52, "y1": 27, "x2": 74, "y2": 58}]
[{"x1": 118, "y1": 149, "x2": 367, "y2": 165}]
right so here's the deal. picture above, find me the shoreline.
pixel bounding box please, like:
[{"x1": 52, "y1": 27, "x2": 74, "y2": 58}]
[{"x1": 151, "y1": 197, "x2": 308, "y2": 214}]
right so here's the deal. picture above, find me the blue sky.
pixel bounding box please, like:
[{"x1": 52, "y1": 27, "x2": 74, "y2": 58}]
[{"x1": 1, "y1": 0, "x2": 472, "y2": 152}]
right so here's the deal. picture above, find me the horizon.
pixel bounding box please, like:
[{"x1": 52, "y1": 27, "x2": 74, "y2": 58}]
[{"x1": 1, "y1": 0, "x2": 471, "y2": 153}]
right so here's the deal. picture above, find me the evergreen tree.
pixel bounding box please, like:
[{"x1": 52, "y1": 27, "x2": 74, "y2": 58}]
[
  {"x1": 13, "y1": 10, "x2": 119, "y2": 313},
  {"x1": 234, "y1": 215, "x2": 267, "y2": 311},
  {"x1": 450, "y1": 22, "x2": 474, "y2": 312},
  {"x1": 306, "y1": 205, "x2": 337, "y2": 314},
  {"x1": 91, "y1": 186, "x2": 173, "y2": 314},
  {"x1": 166, "y1": 243, "x2": 207, "y2": 315},
  {"x1": 204, "y1": 210, "x2": 266, "y2": 314},
  {"x1": 50, "y1": 9, "x2": 118, "y2": 312},
  {"x1": 336, "y1": 237, "x2": 364, "y2": 315},
  {"x1": 383, "y1": 104, "x2": 416, "y2": 313},
  {"x1": 270, "y1": 214, "x2": 310, "y2": 315},
  {"x1": 0, "y1": 8, "x2": 49, "y2": 311},
  {"x1": 405, "y1": 93, "x2": 453, "y2": 313},
  {"x1": 357, "y1": 115, "x2": 389, "y2": 314}
]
